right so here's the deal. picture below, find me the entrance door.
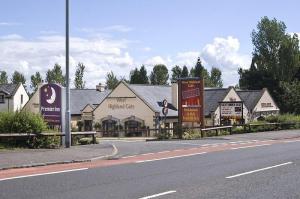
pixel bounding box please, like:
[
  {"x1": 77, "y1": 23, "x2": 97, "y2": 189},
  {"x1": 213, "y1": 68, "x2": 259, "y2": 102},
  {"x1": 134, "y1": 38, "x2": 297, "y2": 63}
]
[
  {"x1": 84, "y1": 120, "x2": 92, "y2": 131},
  {"x1": 125, "y1": 120, "x2": 142, "y2": 136}
]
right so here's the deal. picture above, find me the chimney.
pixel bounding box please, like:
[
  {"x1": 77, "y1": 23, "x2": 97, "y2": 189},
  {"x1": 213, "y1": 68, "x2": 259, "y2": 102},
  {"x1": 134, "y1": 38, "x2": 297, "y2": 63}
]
[
  {"x1": 96, "y1": 83, "x2": 105, "y2": 92},
  {"x1": 171, "y1": 82, "x2": 178, "y2": 109}
]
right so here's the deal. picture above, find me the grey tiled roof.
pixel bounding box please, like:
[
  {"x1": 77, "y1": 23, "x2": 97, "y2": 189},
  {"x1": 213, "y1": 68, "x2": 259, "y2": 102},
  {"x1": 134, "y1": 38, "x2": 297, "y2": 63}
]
[
  {"x1": 237, "y1": 90, "x2": 262, "y2": 111},
  {"x1": 204, "y1": 88, "x2": 229, "y2": 116},
  {"x1": 128, "y1": 84, "x2": 231, "y2": 117},
  {"x1": 0, "y1": 84, "x2": 19, "y2": 96},
  {"x1": 128, "y1": 84, "x2": 178, "y2": 116},
  {"x1": 70, "y1": 89, "x2": 110, "y2": 115}
]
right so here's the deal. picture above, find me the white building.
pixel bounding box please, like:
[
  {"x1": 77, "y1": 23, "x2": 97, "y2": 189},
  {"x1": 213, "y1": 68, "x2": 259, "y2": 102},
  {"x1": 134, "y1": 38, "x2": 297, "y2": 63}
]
[{"x1": 0, "y1": 83, "x2": 29, "y2": 112}]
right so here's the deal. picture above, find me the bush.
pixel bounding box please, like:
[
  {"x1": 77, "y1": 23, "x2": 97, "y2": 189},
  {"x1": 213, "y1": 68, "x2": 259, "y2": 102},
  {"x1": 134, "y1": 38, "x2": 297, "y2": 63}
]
[
  {"x1": 78, "y1": 137, "x2": 99, "y2": 145},
  {"x1": 182, "y1": 129, "x2": 201, "y2": 139},
  {"x1": 0, "y1": 111, "x2": 47, "y2": 134}
]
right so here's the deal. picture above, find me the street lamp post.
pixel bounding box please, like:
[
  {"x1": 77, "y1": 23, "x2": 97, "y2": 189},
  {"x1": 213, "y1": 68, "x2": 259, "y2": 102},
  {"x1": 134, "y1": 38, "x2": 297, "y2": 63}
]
[{"x1": 65, "y1": 0, "x2": 71, "y2": 147}]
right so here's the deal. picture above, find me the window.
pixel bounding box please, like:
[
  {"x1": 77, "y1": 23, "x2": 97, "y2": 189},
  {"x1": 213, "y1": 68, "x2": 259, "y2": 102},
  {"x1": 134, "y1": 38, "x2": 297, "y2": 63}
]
[
  {"x1": 0, "y1": 95, "x2": 4, "y2": 103},
  {"x1": 21, "y1": 94, "x2": 23, "y2": 104}
]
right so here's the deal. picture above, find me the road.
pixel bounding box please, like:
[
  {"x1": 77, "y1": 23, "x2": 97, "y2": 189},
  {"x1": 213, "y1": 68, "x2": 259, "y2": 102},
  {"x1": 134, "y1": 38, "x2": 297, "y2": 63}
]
[{"x1": 1, "y1": 131, "x2": 300, "y2": 199}]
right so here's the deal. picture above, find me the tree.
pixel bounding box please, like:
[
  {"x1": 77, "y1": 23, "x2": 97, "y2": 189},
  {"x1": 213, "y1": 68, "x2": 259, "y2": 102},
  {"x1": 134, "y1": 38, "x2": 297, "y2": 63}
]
[
  {"x1": 0, "y1": 71, "x2": 8, "y2": 84},
  {"x1": 150, "y1": 64, "x2": 169, "y2": 85},
  {"x1": 129, "y1": 68, "x2": 140, "y2": 84},
  {"x1": 190, "y1": 57, "x2": 211, "y2": 86},
  {"x1": 170, "y1": 65, "x2": 182, "y2": 81},
  {"x1": 30, "y1": 72, "x2": 43, "y2": 92},
  {"x1": 106, "y1": 71, "x2": 119, "y2": 89},
  {"x1": 129, "y1": 65, "x2": 149, "y2": 84},
  {"x1": 74, "y1": 62, "x2": 86, "y2": 89},
  {"x1": 11, "y1": 71, "x2": 26, "y2": 85},
  {"x1": 238, "y1": 17, "x2": 300, "y2": 112},
  {"x1": 139, "y1": 65, "x2": 149, "y2": 84},
  {"x1": 181, "y1": 66, "x2": 189, "y2": 78},
  {"x1": 279, "y1": 81, "x2": 300, "y2": 113},
  {"x1": 46, "y1": 63, "x2": 65, "y2": 86},
  {"x1": 210, "y1": 67, "x2": 223, "y2": 88}
]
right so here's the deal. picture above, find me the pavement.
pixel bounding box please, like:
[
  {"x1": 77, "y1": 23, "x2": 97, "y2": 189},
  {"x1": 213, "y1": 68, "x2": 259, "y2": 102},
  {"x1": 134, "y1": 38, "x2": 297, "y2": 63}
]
[
  {"x1": 0, "y1": 129, "x2": 300, "y2": 170},
  {"x1": 0, "y1": 143, "x2": 117, "y2": 170}
]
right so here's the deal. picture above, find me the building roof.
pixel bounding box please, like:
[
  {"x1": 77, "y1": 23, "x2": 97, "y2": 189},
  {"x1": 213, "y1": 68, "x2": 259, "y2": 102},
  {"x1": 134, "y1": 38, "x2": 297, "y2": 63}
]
[
  {"x1": 237, "y1": 90, "x2": 263, "y2": 111},
  {"x1": 204, "y1": 88, "x2": 229, "y2": 116},
  {"x1": 128, "y1": 84, "x2": 233, "y2": 117},
  {"x1": 128, "y1": 84, "x2": 178, "y2": 116},
  {"x1": 71, "y1": 89, "x2": 110, "y2": 115},
  {"x1": 0, "y1": 84, "x2": 19, "y2": 96}
]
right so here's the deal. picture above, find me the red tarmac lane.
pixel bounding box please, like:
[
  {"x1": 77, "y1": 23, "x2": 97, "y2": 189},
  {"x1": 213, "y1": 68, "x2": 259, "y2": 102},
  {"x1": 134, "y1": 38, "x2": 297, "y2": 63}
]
[{"x1": 1, "y1": 137, "x2": 299, "y2": 181}]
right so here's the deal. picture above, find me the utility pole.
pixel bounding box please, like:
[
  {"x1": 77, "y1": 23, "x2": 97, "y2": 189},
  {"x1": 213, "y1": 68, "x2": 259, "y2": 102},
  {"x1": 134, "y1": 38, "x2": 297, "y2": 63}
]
[{"x1": 65, "y1": 0, "x2": 71, "y2": 147}]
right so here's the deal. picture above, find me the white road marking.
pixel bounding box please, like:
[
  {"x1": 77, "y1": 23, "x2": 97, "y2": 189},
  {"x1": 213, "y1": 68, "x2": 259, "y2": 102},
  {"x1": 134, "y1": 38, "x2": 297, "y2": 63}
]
[
  {"x1": 230, "y1": 144, "x2": 271, "y2": 150},
  {"x1": 157, "y1": 151, "x2": 171, "y2": 154},
  {"x1": 0, "y1": 168, "x2": 88, "y2": 182},
  {"x1": 284, "y1": 140, "x2": 300, "y2": 143},
  {"x1": 121, "y1": 155, "x2": 137, "y2": 159},
  {"x1": 139, "y1": 190, "x2": 177, "y2": 199},
  {"x1": 226, "y1": 162, "x2": 293, "y2": 179},
  {"x1": 136, "y1": 152, "x2": 207, "y2": 163}
]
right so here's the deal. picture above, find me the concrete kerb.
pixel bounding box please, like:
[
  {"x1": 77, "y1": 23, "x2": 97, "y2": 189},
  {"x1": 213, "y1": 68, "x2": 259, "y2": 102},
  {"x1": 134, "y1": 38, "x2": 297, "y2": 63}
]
[{"x1": 0, "y1": 143, "x2": 119, "y2": 171}]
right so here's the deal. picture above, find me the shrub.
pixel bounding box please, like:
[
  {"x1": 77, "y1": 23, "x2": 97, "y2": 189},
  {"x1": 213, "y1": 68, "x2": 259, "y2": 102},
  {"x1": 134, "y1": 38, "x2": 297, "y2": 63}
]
[
  {"x1": 182, "y1": 129, "x2": 201, "y2": 139},
  {"x1": 0, "y1": 111, "x2": 47, "y2": 134},
  {"x1": 78, "y1": 137, "x2": 99, "y2": 145}
]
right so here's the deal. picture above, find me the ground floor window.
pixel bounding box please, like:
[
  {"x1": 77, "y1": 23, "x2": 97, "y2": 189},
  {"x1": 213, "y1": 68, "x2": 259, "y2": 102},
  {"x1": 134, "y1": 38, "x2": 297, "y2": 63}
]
[
  {"x1": 102, "y1": 119, "x2": 118, "y2": 137},
  {"x1": 124, "y1": 120, "x2": 142, "y2": 137}
]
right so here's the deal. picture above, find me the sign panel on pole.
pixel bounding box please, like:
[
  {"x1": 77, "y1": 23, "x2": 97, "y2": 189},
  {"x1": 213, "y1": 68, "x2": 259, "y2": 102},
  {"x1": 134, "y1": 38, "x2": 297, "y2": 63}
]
[
  {"x1": 40, "y1": 84, "x2": 62, "y2": 125},
  {"x1": 179, "y1": 79, "x2": 204, "y2": 124}
]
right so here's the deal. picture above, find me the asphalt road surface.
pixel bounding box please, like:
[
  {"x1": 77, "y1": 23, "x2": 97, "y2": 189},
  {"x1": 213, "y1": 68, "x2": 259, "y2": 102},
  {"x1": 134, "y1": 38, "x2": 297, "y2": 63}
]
[{"x1": 1, "y1": 132, "x2": 300, "y2": 198}]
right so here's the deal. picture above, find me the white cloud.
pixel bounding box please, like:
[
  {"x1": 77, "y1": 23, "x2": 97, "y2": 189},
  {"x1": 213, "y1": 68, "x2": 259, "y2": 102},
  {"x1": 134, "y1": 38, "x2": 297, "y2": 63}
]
[
  {"x1": 0, "y1": 34, "x2": 134, "y2": 89},
  {"x1": 0, "y1": 22, "x2": 20, "y2": 26},
  {"x1": 0, "y1": 34, "x2": 23, "y2": 40},
  {"x1": 102, "y1": 25, "x2": 133, "y2": 32},
  {"x1": 200, "y1": 36, "x2": 251, "y2": 86},
  {"x1": 145, "y1": 56, "x2": 168, "y2": 66}
]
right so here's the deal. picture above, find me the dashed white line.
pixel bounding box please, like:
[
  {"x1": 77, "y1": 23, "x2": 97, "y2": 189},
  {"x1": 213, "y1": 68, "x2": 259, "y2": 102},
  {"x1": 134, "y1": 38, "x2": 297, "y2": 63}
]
[
  {"x1": 0, "y1": 168, "x2": 88, "y2": 182},
  {"x1": 226, "y1": 162, "x2": 293, "y2": 179},
  {"x1": 139, "y1": 190, "x2": 177, "y2": 199},
  {"x1": 284, "y1": 140, "x2": 300, "y2": 143},
  {"x1": 136, "y1": 152, "x2": 207, "y2": 163},
  {"x1": 230, "y1": 144, "x2": 271, "y2": 150}
]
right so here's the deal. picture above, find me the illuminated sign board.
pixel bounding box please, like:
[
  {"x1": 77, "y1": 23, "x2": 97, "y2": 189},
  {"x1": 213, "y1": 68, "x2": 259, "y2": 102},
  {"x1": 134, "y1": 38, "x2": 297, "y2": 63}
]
[{"x1": 40, "y1": 84, "x2": 62, "y2": 125}]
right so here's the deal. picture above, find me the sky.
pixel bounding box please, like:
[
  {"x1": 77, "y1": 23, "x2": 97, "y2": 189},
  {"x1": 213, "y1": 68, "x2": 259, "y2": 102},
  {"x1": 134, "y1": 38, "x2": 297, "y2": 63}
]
[{"x1": 0, "y1": 0, "x2": 299, "y2": 89}]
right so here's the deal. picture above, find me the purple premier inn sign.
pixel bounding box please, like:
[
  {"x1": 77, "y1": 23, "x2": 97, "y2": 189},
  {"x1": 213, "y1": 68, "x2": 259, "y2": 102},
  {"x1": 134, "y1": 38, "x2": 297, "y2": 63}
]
[{"x1": 40, "y1": 84, "x2": 62, "y2": 125}]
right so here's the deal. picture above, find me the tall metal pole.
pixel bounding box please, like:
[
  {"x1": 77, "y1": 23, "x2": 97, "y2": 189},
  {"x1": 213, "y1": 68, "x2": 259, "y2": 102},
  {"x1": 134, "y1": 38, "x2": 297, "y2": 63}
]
[{"x1": 65, "y1": 0, "x2": 71, "y2": 147}]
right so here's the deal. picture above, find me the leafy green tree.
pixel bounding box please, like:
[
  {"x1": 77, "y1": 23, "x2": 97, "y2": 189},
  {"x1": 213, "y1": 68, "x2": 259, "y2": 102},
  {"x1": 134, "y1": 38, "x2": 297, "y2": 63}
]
[
  {"x1": 150, "y1": 64, "x2": 169, "y2": 85},
  {"x1": 171, "y1": 65, "x2": 182, "y2": 81},
  {"x1": 129, "y1": 65, "x2": 149, "y2": 84},
  {"x1": 139, "y1": 65, "x2": 149, "y2": 84},
  {"x1": 190, "y1": 57, "x2": 211, "y2": 86},
  {"x1": 106, "y1": 71, "x2": 119, "y2": 89},
  {"x1": 0, "y1": 71, "x2": 8, "y2": 84},
  {"x1": 181, "y1": 65, "x2": 189, "y2": 78},
  {"x1": 11, "y1": 71, "x2": 26, "y2": 85},
  {"x1": 238, "y1": 17, "x2": 300, "y2": 112},
  {"x1": 129, "y1": 68, "x2": 140, "y2": 84},
  {"x1": 74, "y1": 62, "x2": 86, "y2": 89},
  {"x1": 279, "y1": 81, "x2": 300, "y2": 113},
  {"x1": 30, "y1": 72, "x2": 43, "y2": 92},
  {"x1": 210, "y1": 67, "x2": 223, "y2": 88},
  {"x1": 46, "y1": 63, "x2": 65, "y2": 86}
]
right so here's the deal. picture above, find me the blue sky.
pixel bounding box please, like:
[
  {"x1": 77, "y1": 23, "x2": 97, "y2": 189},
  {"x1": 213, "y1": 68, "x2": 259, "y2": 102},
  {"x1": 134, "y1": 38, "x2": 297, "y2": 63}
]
[{"x1": 0, "y1": 0, "x2": 299, "y2": 88}]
